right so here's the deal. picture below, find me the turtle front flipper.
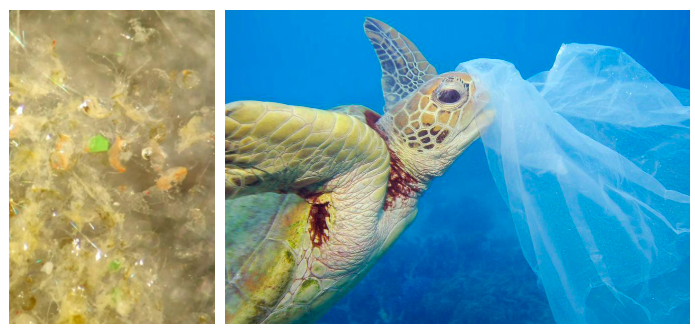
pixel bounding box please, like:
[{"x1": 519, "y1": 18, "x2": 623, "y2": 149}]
[
  {"x1": 226, "y1": 100, "x2": 393, "y2": 323},
  {"x1": 225, "y1": 101, "x2": 389, "y2": 199},
  {"x1": 364, "y1": 17, "x2": 438, "y2": 111}
]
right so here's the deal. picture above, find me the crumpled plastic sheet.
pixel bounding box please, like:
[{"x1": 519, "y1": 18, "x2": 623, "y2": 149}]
[{"x1": 456, "y1": 44, "x2": 690, "y2": 323}]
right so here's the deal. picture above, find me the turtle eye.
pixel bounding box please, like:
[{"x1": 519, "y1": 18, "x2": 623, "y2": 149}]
[{"x1": 438, "y1": 89, "x2": 461, "y2": 104}]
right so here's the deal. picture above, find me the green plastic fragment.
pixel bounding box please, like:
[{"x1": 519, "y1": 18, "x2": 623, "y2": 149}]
[
  {"x1": 109, "y1": 260, "x2": 121, "y2": 272},
  {"x1": 88, "y1": 134, "x2": 110, "y2": 153},
  {"x1": 112, "y1": 287, "x2": 120, "y2": 303}
]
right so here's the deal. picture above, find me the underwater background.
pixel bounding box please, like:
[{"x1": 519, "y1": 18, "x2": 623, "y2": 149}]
[{"x1": 226, "y1": 10, "x2": 689, "y2": 324}]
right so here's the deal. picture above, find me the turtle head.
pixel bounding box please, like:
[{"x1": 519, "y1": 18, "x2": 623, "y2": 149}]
[
  {"x1": 374, "y1": 72, "x2": 492, "y2": 182},
  {"x1": 364, "y1": 18, "x2": 493, "y2": 184}
]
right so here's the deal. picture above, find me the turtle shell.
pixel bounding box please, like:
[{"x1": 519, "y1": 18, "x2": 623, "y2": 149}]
[{"x1": 227, "y1": 192, "x2": 337, "y2": 323}]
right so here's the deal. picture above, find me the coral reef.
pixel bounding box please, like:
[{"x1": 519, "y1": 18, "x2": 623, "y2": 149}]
[{"x1": 9, "y1": 11, "x2": 215, "y2": 323}]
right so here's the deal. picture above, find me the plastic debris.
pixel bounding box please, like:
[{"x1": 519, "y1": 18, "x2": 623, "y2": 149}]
[
  {"x1": 86, "y1": 134, "x2": 110, "y2": 153},
  {"x1": 109, "y1": 260, "x2": 121, "y2": 272},
  {"x1": 9, "y1": 10, "x2": 214, "y2": 324},
  {"x1": 456, "y1": 43, "x2": 690, "y2": 324},
  {"x1": 41, "y1": 262, "x2": 54, "y2": 275}
]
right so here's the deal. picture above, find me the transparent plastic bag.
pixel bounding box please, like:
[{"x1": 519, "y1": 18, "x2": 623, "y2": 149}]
[{"x1": 456, "y1": 44, "x2": 690, "y2": 323}]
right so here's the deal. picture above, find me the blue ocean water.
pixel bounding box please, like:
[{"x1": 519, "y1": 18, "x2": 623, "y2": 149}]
[{"x1": 226, "y1": 10, "x2": 690, "y2": 324}]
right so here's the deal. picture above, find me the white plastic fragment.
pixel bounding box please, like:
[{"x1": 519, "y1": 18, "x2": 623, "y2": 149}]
[
  {"x1": 456, "y1": 43, "x2": 689, "y2": 324},
  {"x1": 41, "y1": 261, "x2": 54, "y2": 275}
]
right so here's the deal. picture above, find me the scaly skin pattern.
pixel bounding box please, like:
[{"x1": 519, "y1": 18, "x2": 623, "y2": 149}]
[
  {"x1": 225, "y1": 18, "x2": 495, "y2": 323},
  {"x1": 224, "y1": 79, "x2": 492, "y2": 323},
  {"x1": 363, "y1": 17, "x2": 438, "y2": 111},
  {"x1": 225, "y1": 101, "x2": 391, "y2": 323}
]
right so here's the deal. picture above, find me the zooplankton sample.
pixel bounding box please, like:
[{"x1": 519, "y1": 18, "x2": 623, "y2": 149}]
[{"x1": 8, "y1": 11, "x2": 215, "y2": 324}]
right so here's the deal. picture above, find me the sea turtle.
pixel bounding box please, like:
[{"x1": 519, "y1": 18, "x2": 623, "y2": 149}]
[{"x1": 225, "y1": 18, "x2": 495, "y2": 323}]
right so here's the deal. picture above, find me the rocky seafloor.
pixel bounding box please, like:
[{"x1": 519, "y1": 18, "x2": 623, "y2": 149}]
[{"x1": 9, "y1": 11, "x2": 215, "y2": 323}]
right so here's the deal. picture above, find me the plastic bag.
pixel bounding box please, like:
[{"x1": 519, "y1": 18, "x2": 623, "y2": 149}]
[{"x1": 456, "y1": 44, "x2": 690, "y2": 323}]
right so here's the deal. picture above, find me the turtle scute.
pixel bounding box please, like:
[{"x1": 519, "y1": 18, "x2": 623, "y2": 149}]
[{"x1": 226, "y1": 240, "x2": 296, "y2": 323}]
